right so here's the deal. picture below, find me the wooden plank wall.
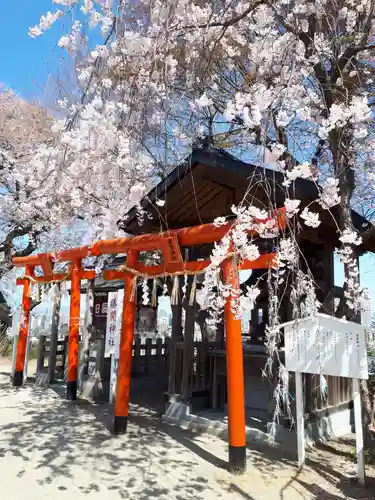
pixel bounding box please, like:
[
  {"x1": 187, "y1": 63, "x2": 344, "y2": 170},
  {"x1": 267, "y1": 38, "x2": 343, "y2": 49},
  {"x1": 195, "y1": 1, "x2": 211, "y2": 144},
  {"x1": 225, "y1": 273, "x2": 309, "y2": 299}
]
[
  {"x1": 132, "y1": 337, "x2": 170, "y2": 376},
  {"x1": 172, "y1": 341, "x2": 219, "y2": 395},
  {"x1": 37, "y1": 335, "x2": 171, "y2": 381},
  {"x1": 36, "y1": 334, "x2": 68, "y2": 377},
  {"x1": 304, "y1": 374, "x2": 352, "y2": 414}
]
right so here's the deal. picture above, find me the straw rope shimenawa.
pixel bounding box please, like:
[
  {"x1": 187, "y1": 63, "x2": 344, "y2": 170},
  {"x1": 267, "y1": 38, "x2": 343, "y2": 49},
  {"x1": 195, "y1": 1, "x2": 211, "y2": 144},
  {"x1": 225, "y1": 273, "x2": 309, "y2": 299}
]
[
  {"x1": 117, "y1": 250, "x2": 244, "y2": 279},
  {"x1": 12, "y1": 211, "x2": 284, "y2": 475},
  {"x1": 118, "y1": 262, "x2": 205, "y2": 278},
  {"x1": 21, "y1": 250, "x2": 271, "y2": 305},
  {"x1": 117, "y1": 251, "x2": 254, "y2": 305},
  {"x1": 119, "y1": 264, "x2": 210, "y2": 305}
]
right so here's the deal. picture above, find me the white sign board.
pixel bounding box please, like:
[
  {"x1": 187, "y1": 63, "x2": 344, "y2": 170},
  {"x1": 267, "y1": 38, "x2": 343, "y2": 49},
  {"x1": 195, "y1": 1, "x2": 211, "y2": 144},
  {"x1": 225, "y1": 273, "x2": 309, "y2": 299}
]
[
  {"x1": 104, "y1": 290, "x2": 124, "y2": 404},
  {"x1": 104, "y1": 290, "x2": 124, "y2": 359},
  {"x1": 282, "y1": 313, "x2": 367, "y2": 484},
  {"x1": 10, "y1": 309, "x2": 21, "y2": 338},
  {"x1": 284, "y1": 314, "x2": 368, "y2": 380}
]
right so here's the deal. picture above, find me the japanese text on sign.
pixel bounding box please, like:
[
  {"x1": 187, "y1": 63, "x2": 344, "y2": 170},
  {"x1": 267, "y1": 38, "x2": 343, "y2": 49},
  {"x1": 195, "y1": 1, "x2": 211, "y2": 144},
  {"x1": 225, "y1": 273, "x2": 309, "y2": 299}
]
[
  {"x1": 284, "y1": 314, "x2": 368, "y2": 379},
  {"x1": 104, "y1": 290, "x2": 124, "y2": 358}
]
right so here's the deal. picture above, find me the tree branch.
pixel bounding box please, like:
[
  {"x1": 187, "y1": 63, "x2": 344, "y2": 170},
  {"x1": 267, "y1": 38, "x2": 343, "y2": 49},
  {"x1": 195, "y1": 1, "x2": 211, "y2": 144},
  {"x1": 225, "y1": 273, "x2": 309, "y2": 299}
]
[
  {"x1": 0, "y1": 225, "x2": 33, "y2": 253},
  {"x1": 180, "y1": 0, "x2": 264, "y2": 30},
  {"x1": 13, "y1": 237, "x2": 38, "y2": 259},
  {"x1": 331, "y1": 44, "x2": 375, "y2": 84},
  {"x1": 359, "y1": 223, "x2": 375, "y2": 254}
]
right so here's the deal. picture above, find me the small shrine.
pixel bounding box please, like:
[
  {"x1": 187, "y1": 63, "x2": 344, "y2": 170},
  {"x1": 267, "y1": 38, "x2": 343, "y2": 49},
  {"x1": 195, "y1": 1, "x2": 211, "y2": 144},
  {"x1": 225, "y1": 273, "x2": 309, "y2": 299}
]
[{"x1": 11, "y1": 141, "x2": 375, "y2": 475}]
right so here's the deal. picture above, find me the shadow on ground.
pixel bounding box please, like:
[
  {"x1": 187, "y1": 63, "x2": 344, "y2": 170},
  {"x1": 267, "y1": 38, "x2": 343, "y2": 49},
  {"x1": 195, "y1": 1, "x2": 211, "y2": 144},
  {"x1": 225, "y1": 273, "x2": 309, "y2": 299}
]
[
  {"x1": 0, "y1": 378, "x2": 216, "y2": 499},
  {"x1": 0, "y1": 366, "x2": 374, "y2": 500}
]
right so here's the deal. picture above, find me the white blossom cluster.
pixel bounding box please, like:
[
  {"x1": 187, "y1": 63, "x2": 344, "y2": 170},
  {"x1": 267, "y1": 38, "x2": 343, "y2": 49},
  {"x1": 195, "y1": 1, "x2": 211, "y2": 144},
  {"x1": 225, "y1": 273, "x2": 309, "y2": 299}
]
[{"x1": 29, "y1": 0, "x2": 375, "y2": 239}]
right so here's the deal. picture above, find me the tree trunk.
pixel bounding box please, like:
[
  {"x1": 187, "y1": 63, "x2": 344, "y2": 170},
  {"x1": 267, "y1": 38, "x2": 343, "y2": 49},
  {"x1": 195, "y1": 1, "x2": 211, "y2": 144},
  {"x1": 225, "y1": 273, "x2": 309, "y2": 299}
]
[{"x1": 330, "y1": 128, "x2": 375, "y2": 462}]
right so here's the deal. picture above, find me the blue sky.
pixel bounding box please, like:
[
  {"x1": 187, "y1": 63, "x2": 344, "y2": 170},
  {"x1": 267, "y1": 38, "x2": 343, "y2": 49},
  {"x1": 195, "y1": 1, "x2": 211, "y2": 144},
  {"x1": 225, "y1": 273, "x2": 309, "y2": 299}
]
[
  {"x1": 335, "y1": 253, "x2": 375, "y2": 311},
  {"x1": 0, "y1": 2, "x2": 68, "y2": 99}
]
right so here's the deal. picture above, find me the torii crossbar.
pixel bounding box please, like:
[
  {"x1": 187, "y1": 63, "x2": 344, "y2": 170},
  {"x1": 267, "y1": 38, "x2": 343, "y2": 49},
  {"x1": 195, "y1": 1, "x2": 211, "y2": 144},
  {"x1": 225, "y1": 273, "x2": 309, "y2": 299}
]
[{"x1": 12, "y1": 208, "x2": 286, "y2": 475}]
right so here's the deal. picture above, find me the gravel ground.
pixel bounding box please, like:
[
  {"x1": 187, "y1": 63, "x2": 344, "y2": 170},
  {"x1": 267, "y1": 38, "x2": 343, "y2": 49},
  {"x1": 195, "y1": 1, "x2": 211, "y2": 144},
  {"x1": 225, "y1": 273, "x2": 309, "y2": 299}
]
[{"x1": 0, "y1": 358, "x2": 374, "y2": 500}]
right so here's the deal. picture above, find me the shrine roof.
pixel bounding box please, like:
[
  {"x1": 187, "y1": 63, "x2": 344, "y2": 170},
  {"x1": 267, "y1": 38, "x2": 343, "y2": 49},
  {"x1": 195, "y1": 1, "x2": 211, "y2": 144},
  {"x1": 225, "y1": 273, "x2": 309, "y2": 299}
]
[{"x1": 120, "y1": 142, "x2": 375, "y2": 252}]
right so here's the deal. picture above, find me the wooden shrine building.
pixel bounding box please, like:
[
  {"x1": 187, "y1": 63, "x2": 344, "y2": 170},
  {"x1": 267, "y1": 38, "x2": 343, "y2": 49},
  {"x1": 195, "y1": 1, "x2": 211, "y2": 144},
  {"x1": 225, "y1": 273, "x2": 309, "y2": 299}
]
[{"x1": 121, "y1": 140, "x2": 375, "y2": 440}]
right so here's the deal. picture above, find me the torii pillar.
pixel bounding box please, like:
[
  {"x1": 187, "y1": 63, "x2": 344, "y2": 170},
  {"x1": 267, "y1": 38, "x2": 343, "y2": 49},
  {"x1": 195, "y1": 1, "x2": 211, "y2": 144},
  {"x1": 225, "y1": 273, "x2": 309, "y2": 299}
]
[
  {"x1": 114, "y1": 251, "x2": 139, "y2": 433},
  {"x1": 222, "y1": 256, "x2": 247, "y2": 474},
  {"x1": 66, "y1": 259, "x2": 82, "y2": 400},
  {"x1": 12, "y1": 265, "x2": 33, "y2": 387}
]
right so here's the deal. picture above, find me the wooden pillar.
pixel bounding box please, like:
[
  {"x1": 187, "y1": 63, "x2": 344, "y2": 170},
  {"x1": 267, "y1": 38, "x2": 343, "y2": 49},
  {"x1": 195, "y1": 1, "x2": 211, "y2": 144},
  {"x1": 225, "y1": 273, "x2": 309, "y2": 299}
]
[
  {"x1": 12, "y1": 265, "x2": 32, "y2": 387},
  {"x1": 48, "y1": 283, "x2": 61, "y2": 384},
  {"x1": 36, "y1": 334, "x2": 47, "y2": 374},
  {"x1": 181, "y1": 274, "x2": 196, "y2": 402},
  {"x1": 323, "y1": 246, "x2": 335, "y2": 315},
  {"x1": 67, "y1": 259, "x2": 81, "y2": 400},
  {"x1": 114, "y1": 251, "x2": 138, "y2": 434},
  {"x1": 168, "y1": 279, "x2": 183, "y2": 396},
  {"x1": 222, "y1": 257, "x2": 246, "y2": 475},
  {"x1": 304, "y1": 243, "x2": 336, "y2": 414}
]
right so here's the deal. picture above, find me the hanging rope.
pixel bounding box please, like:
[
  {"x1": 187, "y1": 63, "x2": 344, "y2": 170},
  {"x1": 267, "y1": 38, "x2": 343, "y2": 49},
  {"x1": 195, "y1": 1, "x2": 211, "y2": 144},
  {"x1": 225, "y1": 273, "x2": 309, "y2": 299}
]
[
  {"x1": 19, "y1": 252, "x2": 247, "y2": 298},
  {"x1": 20, "y1": 272, "x2": 71, "y2": 286},
  {"x1": 129, "y1": 276, "x2": 137, "y2": 303},
  {"x1": 117, "y1": 251, "x2": 239, "y2": 281},
  {"x1": 118, "y1": 262, "x2": 207, "y2": 279},
  {"x1": 20, "y1": 274, "x2": 37, "y2": 285}
]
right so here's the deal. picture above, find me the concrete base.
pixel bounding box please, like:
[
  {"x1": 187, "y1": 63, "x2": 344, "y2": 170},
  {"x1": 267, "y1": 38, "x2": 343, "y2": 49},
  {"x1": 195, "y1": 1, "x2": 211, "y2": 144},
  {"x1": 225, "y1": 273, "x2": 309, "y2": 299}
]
[
  {"x1": 162, "y1": 405, "x2": 353, "y2": 451},
  {"x1": 114, "y1": 415, "x2": 128, "y2": 435},
  {"x1": 12, "y1": 370, "x2": 23, "y2": 387},
  {"x1": 79, "y1": 375, "x2": 107, "y2": 402},
  {"x1": 162, "y1": 411, "x2": 283, "y2": 449},
  {"x1": 164, "y1": 401, "x2": 191, "y2": 420},
  {"x1": 66, "y1": 380, "x2": 77, "y2": 401},
  {"x1": 35, "y1": 371, "x2": 50, "y2": 388},
  {"x1": 307, "y1": 406, "x2": 353, "y2": 442}
]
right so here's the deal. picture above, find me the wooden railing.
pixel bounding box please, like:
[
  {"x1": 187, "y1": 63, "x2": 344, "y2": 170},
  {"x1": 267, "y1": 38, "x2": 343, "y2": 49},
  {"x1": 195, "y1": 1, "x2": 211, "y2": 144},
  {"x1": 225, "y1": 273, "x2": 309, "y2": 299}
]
[
  {"x1": 170, "y1": 341, "x2": 220, "y2": 396},
  {"x1": 132, "y1": 337, "x2": 170, "y2": 376},
  {"x1": 36, "y1": 335, "x2": 68, "y2": 378}
]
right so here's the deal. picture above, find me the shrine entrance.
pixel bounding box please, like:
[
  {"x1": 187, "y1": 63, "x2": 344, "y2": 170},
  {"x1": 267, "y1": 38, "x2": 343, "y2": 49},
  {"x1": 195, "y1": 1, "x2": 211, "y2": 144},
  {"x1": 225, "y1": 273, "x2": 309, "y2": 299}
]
[{"x1": 11, "y1": 208, "x2": 286, "y2": 475}]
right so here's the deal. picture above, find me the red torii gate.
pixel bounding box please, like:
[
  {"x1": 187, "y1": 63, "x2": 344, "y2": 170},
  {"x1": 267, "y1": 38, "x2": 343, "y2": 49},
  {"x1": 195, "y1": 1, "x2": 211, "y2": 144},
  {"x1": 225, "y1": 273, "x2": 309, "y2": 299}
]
[{"x1": 12, "y1": 208, "x2": 286, "y2": 475}]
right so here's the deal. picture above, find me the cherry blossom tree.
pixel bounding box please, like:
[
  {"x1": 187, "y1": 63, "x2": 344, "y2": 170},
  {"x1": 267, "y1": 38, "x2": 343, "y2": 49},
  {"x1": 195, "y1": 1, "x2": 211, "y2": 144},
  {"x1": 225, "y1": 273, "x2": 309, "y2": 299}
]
[
  {"x1": 0, "y1": 89, "x2": 57, "y2": 331},
  {"x1": 0, "y1": 89, "x2": 90, "y2": 332},
  {"x1": 30, "y1": 0, "x2": 375, "y2": 453}
]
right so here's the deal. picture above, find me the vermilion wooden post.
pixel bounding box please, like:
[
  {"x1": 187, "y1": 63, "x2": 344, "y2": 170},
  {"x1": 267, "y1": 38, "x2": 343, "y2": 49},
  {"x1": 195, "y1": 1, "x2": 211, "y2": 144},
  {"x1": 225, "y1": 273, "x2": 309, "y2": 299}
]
[
  {"x1": 67, "y1": 259, "x2": 81, "y2": 400},
  {"x1": 222, "y1": 257, "x2": 247, "y2": 475},
  {"x1": 114, "y1": 251, "x2": 139, "y2": 434},
  {"x1": 12, "y1": 265, "x2": 32, "y2": 387}
]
